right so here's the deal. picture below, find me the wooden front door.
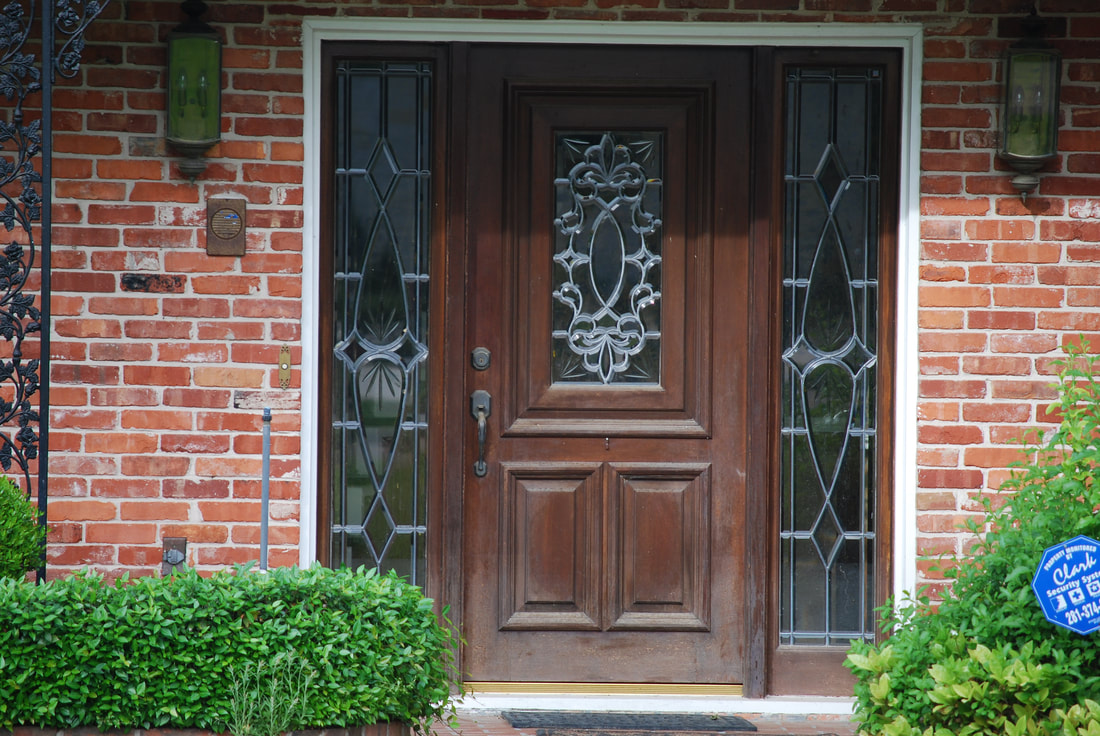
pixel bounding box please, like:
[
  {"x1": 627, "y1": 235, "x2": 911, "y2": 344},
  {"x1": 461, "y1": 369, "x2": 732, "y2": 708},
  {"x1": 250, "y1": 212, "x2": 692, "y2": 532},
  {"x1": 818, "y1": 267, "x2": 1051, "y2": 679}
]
[{"x1": 461, "y1": 45, "x2": 752, "y2": 684}]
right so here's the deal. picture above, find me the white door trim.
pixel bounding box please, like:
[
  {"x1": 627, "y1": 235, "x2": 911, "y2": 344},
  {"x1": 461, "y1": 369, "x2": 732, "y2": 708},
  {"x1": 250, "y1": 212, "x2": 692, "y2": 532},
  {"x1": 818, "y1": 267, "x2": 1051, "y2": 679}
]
[{"x1": 299, "y1": 16, "x2": 923, "y2": 618}]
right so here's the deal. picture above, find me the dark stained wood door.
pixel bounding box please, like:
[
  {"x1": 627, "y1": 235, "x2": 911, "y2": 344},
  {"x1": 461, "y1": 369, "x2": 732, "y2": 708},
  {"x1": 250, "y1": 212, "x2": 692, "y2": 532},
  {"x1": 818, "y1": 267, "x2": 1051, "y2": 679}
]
[{"x1": 461, "y1": 45, "x2": 752, "y2": 684}]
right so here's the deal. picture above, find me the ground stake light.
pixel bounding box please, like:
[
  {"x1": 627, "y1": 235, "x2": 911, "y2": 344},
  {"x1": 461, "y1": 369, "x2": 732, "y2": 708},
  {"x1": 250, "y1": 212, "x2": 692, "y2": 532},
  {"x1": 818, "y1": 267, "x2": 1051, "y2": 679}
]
[{"x1": 167, "y1": 0, "x2": 221, "y2": 180}]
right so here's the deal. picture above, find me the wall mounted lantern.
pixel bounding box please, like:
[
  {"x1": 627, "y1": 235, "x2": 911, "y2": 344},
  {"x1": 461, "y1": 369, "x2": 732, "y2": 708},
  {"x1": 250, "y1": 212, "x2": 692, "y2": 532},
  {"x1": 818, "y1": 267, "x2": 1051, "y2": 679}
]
[
  {"x1": 999, "y1": 11, "x2": 1061, "y2": 199},
  {"x1": 167, "y1": 0, "x2": 221, "y2": 180}
]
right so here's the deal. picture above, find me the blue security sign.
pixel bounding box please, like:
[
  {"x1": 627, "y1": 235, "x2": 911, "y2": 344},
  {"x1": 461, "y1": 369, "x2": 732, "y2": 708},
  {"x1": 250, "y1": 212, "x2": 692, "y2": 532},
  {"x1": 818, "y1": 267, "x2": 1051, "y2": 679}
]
[{"x1": 1032, "y1": 535, "x2": 1100, "y2": 635}]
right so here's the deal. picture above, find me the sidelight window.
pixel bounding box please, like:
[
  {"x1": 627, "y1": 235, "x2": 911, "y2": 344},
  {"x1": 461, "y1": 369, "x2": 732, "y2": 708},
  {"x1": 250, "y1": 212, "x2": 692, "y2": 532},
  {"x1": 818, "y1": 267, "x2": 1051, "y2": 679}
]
[
  {"x1": 329, "y1": 60, "x2": 432, "y2": 584},
  {"x1": 780, "y1": 66, "x2": 882, "y2": 646}
]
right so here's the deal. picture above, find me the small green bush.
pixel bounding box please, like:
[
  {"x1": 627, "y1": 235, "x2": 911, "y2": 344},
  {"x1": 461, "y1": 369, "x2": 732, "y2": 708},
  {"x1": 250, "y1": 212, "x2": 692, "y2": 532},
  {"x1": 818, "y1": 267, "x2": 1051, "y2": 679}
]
[
  {"x1": 847, "y1": 340, "x2": 1100, "y2": 736},
  {"x1": 0, "y1": 476, "x2": 45, "y2": 580},
  {"x1": 0, "y1": 564, "x2": 459, "y2": 732}
]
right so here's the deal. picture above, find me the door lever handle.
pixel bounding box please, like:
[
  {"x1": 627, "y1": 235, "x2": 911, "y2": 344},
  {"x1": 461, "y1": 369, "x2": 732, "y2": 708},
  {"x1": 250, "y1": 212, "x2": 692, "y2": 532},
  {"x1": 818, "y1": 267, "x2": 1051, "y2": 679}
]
[{"x1": 470, "y1": 390, "x2": 492, "y2": 477}]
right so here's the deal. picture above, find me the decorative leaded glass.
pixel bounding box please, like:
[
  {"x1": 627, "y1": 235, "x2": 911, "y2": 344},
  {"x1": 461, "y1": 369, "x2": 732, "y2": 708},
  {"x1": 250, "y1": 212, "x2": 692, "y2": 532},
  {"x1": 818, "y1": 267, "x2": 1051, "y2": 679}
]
[
  {"x1": 552, "y1": 132, "x2": 663, "y2": 384},
  {"x1": 780, "y1": 67, "x2": 881, "y2": 646},
  {"x1": 331, "y1": 60, "x2": 431, "y2": 584}
]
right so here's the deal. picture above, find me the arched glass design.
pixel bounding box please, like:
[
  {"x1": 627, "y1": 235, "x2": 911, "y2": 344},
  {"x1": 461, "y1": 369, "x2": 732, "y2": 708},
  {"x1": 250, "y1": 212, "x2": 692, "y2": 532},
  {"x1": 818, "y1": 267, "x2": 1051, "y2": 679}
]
[
  {"x1": 331, "y1": 60, "x2": 431, "y2": 584},
  {"x1": 780, "y1": 66, "x2": 881, "y2": 646}
]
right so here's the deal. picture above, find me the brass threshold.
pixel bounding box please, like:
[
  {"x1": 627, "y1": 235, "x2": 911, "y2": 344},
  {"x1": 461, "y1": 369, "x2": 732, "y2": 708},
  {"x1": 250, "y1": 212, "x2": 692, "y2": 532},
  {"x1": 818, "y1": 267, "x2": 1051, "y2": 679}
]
[{"x1": 463, "y1": 682, "x2": 744, "y2": 697}]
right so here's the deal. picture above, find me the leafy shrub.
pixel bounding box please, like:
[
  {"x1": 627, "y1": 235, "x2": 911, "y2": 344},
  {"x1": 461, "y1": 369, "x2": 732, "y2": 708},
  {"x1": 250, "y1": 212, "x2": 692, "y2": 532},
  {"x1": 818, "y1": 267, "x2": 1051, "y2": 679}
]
[
  {"x1": 846, "y1": 340, "x2": 1100, "y2": 736},
  {"x1": 0, "y1": 476, "x2": 45, "y2": 580},
  {"x1": 0, "y1": 565, "x2": 459, "y2": 732}
]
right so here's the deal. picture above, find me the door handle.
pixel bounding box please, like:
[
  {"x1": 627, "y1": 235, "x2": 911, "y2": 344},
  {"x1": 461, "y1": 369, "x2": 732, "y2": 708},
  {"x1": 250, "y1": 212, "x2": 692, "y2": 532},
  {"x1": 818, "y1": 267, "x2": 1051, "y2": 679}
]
[{"x1": 470, "y1": 390, "x2": 492, "y2": 477}]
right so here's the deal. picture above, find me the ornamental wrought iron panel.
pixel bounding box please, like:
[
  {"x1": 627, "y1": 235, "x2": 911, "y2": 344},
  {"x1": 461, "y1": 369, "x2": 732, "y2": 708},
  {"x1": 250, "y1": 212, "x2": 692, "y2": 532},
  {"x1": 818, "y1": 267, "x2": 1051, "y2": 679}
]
[
  {"x1": 0, "y1": 0, "x2": 111, "y2": 575},
  {"x1": 330, "y1": 60, "x2": 431, "y2": 584},
  {"x1": 780, "y1": 66, "x2": 881, "y2": 646}
]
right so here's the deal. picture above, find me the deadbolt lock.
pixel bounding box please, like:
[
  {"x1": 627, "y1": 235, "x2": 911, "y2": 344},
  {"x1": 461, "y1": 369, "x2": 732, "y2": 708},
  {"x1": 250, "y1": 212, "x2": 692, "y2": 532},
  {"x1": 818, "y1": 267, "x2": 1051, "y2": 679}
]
[{"x1": 472, "y1": 347, "x2": 491, "y2": 371}]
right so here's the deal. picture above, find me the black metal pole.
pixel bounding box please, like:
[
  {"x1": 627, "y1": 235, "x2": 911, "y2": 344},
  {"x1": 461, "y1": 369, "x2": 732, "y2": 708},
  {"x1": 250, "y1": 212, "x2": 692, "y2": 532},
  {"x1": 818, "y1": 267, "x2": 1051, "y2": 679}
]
[{"x1": 36, "y1": 0, "x2": 54, "y2": 584}]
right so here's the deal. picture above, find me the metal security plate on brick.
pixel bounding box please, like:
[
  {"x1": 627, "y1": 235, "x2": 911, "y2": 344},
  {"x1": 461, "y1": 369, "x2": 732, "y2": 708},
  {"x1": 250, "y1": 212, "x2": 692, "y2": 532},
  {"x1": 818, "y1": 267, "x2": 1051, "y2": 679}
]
[
  {"x1": 162, "y1": 537, "x2": 187, "y2": 576},
  {"x1": 206, "y1": 197, "x2": 246, "y2": 256}
]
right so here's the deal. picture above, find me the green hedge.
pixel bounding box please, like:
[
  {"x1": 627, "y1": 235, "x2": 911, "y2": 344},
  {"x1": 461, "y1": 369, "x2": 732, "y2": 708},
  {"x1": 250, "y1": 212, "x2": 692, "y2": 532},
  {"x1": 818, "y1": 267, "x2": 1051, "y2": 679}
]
[
  {"x1": 0, "y1": 476, "x2": 46, "y2": 580},
  {"x1": 0, "y1": 565, "x2": 459, "y2": 732}
]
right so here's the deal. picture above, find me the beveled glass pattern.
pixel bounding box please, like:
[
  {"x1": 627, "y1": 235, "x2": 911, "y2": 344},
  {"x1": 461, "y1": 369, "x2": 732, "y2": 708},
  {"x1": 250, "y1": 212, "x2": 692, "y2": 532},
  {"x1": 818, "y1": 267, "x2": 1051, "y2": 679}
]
[
  {"x1": 331, "y1": 60, "x2": 431, "y2": 584},
  {"x1": 552, "y1": 132, "x2": 663, "y2": 384},
  {"x1": 780, "y1": 67, "x2": 881, "y2": 646}
]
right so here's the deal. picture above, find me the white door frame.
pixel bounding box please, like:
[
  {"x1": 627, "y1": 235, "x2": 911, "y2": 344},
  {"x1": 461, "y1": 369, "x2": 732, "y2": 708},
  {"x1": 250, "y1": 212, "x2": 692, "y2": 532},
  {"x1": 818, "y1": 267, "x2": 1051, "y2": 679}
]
[{"x1": 298, "y1": 15, "x2": 924, "y2": 630}]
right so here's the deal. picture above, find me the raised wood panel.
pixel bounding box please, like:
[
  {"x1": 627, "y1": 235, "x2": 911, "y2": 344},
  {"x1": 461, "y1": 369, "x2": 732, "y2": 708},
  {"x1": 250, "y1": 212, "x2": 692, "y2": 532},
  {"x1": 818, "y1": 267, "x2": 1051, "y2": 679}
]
[
  {"x1": 499, "y1": 463, "x2": 602, "y2": 631},
  {"x1": 608, "y1": 464, "x2": 711, "y2": 631}
]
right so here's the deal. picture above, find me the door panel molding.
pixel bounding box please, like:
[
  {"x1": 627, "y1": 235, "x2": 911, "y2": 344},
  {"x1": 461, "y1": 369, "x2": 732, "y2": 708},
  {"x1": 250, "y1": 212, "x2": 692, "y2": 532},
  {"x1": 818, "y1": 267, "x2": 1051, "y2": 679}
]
[
  {"x1": 504, "y1": 88, "x2": 711, "y2": 437},
  {"x1": 498, "y1": 462, "x2": 603, "y2": 631},
  {"x1": 607, "y1": 463, "x2": 711, "y2": 632}
]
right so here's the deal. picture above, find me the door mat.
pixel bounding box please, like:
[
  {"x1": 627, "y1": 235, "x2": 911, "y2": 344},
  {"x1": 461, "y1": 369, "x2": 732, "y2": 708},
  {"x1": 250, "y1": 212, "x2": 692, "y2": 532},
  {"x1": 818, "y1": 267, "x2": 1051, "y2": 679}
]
[{"x1": 501, "y1": 712, "x2": 757, "y2": 733}]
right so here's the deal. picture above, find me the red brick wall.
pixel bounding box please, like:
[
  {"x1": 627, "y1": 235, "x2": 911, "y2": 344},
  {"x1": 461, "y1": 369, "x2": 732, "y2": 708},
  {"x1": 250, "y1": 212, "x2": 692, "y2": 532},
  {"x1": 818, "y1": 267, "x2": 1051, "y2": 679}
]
[
  {"x1": 42, "y1": 0, "x2": 1100, "y2": 589},
  {"x1": 48, "y1": 0, "x2": 306, "y2": 576},
  {"x1": 914, "y1": 3, "x2": 1100, "y2": 597}
]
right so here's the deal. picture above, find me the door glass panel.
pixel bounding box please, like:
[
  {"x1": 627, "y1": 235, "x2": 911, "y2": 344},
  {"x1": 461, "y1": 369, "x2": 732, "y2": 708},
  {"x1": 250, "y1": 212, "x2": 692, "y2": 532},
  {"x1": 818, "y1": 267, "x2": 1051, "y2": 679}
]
[
  {"x1": 780, "y1": 66, "x2": 880, "y2": 647},
  {"x1": 331, "y1": 60, "x2": 431, "y2": 584},
  {"x1": 552, "y1": 132, "x2": 663, "y2": 385}
]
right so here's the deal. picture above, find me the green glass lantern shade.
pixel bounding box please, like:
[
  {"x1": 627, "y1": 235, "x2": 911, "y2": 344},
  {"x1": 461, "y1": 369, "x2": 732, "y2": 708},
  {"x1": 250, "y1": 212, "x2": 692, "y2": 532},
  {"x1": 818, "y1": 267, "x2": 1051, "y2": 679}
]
[
  {"x1": 167, "y1": 6, "x2": 221, "y2": 179},
  {"x1": 999, "y1": 41, "x2": 1061, "y2": 197}
]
